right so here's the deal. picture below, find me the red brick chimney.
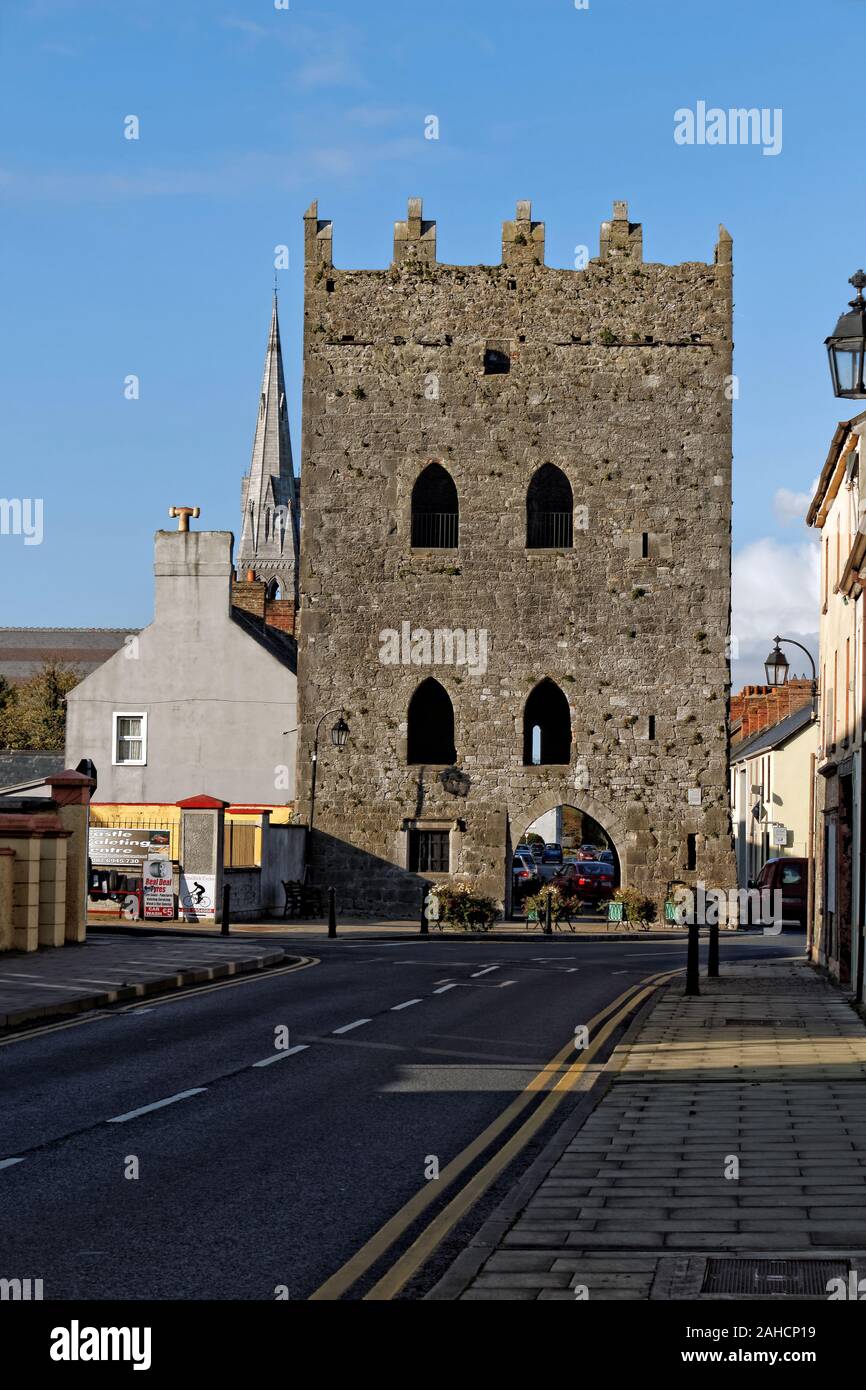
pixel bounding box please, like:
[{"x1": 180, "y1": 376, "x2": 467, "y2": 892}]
[{"x1": 731, "y1": 679, "x2": 813, "y2": 743}]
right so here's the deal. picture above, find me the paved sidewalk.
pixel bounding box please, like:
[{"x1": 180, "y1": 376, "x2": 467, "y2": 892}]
[
  {"x1": 433, "y1": 960, "x2": 866, "y2": 1301},
  {"x1": 0, "y1": 933, "x2": 293, "y2": 1031}
]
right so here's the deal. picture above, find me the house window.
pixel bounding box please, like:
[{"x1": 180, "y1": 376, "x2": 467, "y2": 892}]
[
  {"x1": 408, "y1": 828, "x2": 450, "y2": 874},
  {"x1": 526, "y1": 463, "x2": 573, "y2": 549},
  {"x1": 411, "y1": 462, "x2": 459, "y2": 549},
  {"x1": 113, "y1": 712, "x2": 147, "y2": 765}
]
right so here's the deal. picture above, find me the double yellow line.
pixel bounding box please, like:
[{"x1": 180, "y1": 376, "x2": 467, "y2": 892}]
[{"x1": 310, "y1": 966, "x2": 678, "y2": 1301}]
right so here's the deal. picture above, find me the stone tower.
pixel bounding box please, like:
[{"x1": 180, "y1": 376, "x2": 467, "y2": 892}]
[
  {"x1": 237, "y1": 294, "x2": 299, "y2": 598},
  {"x1": 297, "y1": 197, "x2": 737, "y2": 916}
]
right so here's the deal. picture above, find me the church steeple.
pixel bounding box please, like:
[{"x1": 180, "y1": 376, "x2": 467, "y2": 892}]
[{"x1": 237, "y1": 292, "x2": 299, "y2": 598}]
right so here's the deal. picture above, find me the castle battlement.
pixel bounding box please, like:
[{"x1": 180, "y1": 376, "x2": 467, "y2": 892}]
[{"x1": 304, "y1": 197, "x2": 732, "y2": 276}]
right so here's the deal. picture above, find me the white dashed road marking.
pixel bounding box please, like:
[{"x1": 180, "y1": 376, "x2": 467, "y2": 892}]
[
  {"x1": 471, "y1": 966, "x2": 500, "y2": 977},
  {"x1": 433, "y1": 983, "x2": 458, "y2": 994},
  {"x1": 0, "y1": 1157, "x2": 25, "y2": 1170},
  {"x1": 253, "y1": 1044, "x2": 310, "y2": 1067},
  {"x1": 107, "y1": 1088, "x2": 208, "y2": 1124},
  {"x1": 332, "y1": 1019, "x2": 371, "y2": 1035},
  {"x1": 391, "y1": 999, "x2": 422, "y2": 1011}
]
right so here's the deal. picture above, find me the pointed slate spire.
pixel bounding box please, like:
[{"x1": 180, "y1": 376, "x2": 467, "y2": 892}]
[{"x1": 237, "y1": 292, "x2": 299, "y2": 598}]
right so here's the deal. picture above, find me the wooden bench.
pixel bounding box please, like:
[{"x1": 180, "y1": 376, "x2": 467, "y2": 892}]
[{"x1": 282, "y1": 880, "x2": 325, "y2": 919}]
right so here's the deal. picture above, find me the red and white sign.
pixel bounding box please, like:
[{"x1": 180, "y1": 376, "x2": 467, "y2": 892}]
[{"x1": 143, "y1": 857, "x2": 174, "y2": 919}]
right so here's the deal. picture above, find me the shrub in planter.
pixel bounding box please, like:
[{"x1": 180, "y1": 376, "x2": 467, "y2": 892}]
[
  {"x1": 431, "y1": 881, "x2": 498, "y2": 931},
  {"x1": 524, "y1": 882, "x2": 580, "y2": 924},
  {"x1": 607, "y1": 887, "x2": 656, "y2": 926}
]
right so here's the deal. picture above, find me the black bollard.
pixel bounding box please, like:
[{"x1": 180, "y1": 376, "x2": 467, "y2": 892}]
[
  {"x1": 420, "y1": 885, "x2": 429, "y2": 935},
  {"x1": 328, "y1": 886, "x2": 337, "y2": 939},
  {"x1": 544, "y1": 895, "x2": 553, "y2": 936},
  {"x1": 685, "y1": 921, "x2": 700, "y2": 995},
  {"x1": 707, "y1": 919, "x2": 719, "y2": 978},
  {"x1": 221, "y1": 883, "x2": 231, "y2": 937}
]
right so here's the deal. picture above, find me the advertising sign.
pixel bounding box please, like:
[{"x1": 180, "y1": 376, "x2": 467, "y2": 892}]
[
  {"x1": 89, "y1": 827, "x2": 170, "y2": 868},
  {"x1": 179, "y1": 873, "x2": 216, "y2": 921},
  {"x1": 143, "y1": 857, "x2": 174, "y2": 919}
]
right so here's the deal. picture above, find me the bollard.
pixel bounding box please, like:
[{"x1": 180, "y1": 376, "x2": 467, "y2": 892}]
[
  {"x1": 328, "y1": 886, "x2": 337, "y2": 939},
  {"x1": 420, "y1": 885, "x2": 429, "y2": 935},
  {"x1": 221, "y1": 883, "x2": 231, "y2": 937},
  {"x1": 707, "y1": 920, "x2": 719, "y2": 978},
  {"x1": 544, "y1": 895, "x2": 553, "y2": 936},
  {"x1": 685, "y1": 921, "x2": 700, "y2": 995}
]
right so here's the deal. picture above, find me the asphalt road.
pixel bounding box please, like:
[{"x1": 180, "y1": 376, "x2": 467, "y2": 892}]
[{"x1": 0, "y1": 930, "x2": 804, "y2": 1301}]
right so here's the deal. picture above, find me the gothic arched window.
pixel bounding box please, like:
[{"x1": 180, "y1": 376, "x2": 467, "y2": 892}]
[
  {"x1": 522, "y1": 679, "x2": 572, "y2": 765},
  {"x1": 407, "y1": 677, "x2": 457, "y2": 765},
  {"x1": 411, "y1": 462, "x2": 459, "y2": 549},
  {"x1": 526, "y1": 463, "x2": 573, "y2": 549}
]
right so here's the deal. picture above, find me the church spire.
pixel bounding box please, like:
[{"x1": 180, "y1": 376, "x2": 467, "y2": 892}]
[{"x1": 237, "y1": 292, "x2": 299, "y2": 598}]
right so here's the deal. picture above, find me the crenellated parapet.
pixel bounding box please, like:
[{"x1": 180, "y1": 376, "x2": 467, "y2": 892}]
[
  {"x1": 304, "y1": 199, "x2": 333, "y2": 273},
  {"x1": 303, "y1": 197, "x2": 730, "y2": 278},
  {"x1": 393, "y1": 197, "x2": 437, "y2": 266},
  {"x1": 599, "y1": 200, "x2": 643, "y2": 264},
  {"x1": 502, "y1": 200, "x2": 545, "y2": 268}
]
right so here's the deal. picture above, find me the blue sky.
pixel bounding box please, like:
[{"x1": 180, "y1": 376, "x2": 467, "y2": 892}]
[{"x1": 1, "y1": 0, "x2": 863, "y2": 683}]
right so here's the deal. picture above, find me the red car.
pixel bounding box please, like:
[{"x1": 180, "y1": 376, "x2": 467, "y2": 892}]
[{"x1": 553, "y1": 860, "x2": 615, "y2": 908}]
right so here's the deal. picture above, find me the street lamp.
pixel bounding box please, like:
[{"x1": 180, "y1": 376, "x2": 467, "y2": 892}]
[
  {"x1": 763, "y1": 635, "x2": 817, "y2": 717},
  {"x1": 308, "y1": 707, "x2": 350, "y2": 836},
  {"x1": 826, "y1": 270, "x2": 866, "y2": 399}
]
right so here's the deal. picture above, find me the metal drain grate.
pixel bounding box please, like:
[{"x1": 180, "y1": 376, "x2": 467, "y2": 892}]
[
  {"x1": 706, "y1": 1017, "x2": 808, "y2": 1028},
  {"x1": 702, "y1": 1258, "x2": 847, "y2": 1296}
]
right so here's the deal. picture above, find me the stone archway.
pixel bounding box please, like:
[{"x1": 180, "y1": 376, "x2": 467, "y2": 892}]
[{"x1": 506, "y1": 785, "x2": 631, "y2": 914}]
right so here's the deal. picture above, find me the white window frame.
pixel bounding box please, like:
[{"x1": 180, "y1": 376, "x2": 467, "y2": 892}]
[{"x1": 112, "y1": 711, "x2": 147, "y2": 766}]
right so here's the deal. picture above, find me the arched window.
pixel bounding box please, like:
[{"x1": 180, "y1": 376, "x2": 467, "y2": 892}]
[
  {"x1": 407, "y1": 677, "x2": 456, "y2": 765},
  {"x1": 411, "y1": 462, "x2": 459, "y2": 549},
  {"x1": 266, "y1": 579, "x2": 280, "y2": 600},
  {"x1": 526, "y1": 463, "x2": 573, "y2": 549},
  {"x1": 522, "y1": 679, "x2": 572, "y2": 765}
]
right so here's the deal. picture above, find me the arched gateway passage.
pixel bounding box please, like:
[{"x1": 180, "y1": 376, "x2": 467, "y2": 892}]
[{"x1": 508, "y1": 799, "x2": 625, "y2": 919}]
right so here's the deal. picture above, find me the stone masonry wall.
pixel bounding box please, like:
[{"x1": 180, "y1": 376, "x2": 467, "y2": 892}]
[{"x1": 297, "y1": 197, "x2": 737, "y2": 916}]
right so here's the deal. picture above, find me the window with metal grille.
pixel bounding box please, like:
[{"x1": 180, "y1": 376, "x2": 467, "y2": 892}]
[
  {"x1": 411, "y1": 462, "x2": 458, "y2": 549},
  {"x1": 408, "y1": 829, "x2": 450, "y2": 873},
  {"x1": 526, "y1": 463, "x2": 573, "y2": 549}
]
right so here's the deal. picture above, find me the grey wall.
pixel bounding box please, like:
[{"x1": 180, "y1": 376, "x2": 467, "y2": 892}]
[{"x1": 65, "y1": 530, "x2": 297, "y2": 806}]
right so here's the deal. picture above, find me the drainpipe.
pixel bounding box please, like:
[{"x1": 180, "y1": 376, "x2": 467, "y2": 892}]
[{"x1": 807, "y1": 751, "x2": 816, "y2": 959}]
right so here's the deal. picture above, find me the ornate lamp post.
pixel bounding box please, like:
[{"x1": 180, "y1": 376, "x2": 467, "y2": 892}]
[
  {"x1": 826, "y1": 270, "x2": 866, "y2": 399},
  {"x1": 763, "y1": 636, "x2": 818, "y2": 718},
  {"x1": 308, "y1": 708, "x2": 350, "y2": 836}
]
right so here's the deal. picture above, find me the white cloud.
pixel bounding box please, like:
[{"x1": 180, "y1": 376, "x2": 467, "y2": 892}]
[
  {"x1": 731, "y1": 536, "x2": 820, "y2": 686},
  {"x1": 732, "y1": 536, "x2": 820, "y2": 641},
  {"x1": 772, "y1": 487, "x2": 810, "y2": 526}
]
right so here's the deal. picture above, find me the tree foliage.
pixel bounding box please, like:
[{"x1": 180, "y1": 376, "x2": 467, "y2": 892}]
[{"x1": 0, "y1": 663, "x2": 81, "y2": 751}]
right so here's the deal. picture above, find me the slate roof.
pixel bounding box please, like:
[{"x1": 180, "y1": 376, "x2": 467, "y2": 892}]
[
  {"x1": 0, "y1": 628, "x2": 138, "y2": 681},
  {"x1": 731, "y1": 702, "x2": 815, "y2": 762}
]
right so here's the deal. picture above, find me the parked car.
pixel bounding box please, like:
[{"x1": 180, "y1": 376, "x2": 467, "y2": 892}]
[
  {"x1": 554, "y1": 859, "x2": 615, "y2": 909},
  {"x1": 749, "y1": 856, "x2": 808, "y2": 930},
  {"x1": 577, "y1": 843, "x2": 599, "y2": 860},
  {"x1": 512, "y1": 851, "x2": 541, "y2": 901},
  {"x1": 525, "y1": 841, "x2": 545, "y2": 861},
  {"x1": 541, "y1": 844, "x2": 563, "y2": 865},
  {"x1": 598, "y1": 849, "x2": 615, "y2": 865}
]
